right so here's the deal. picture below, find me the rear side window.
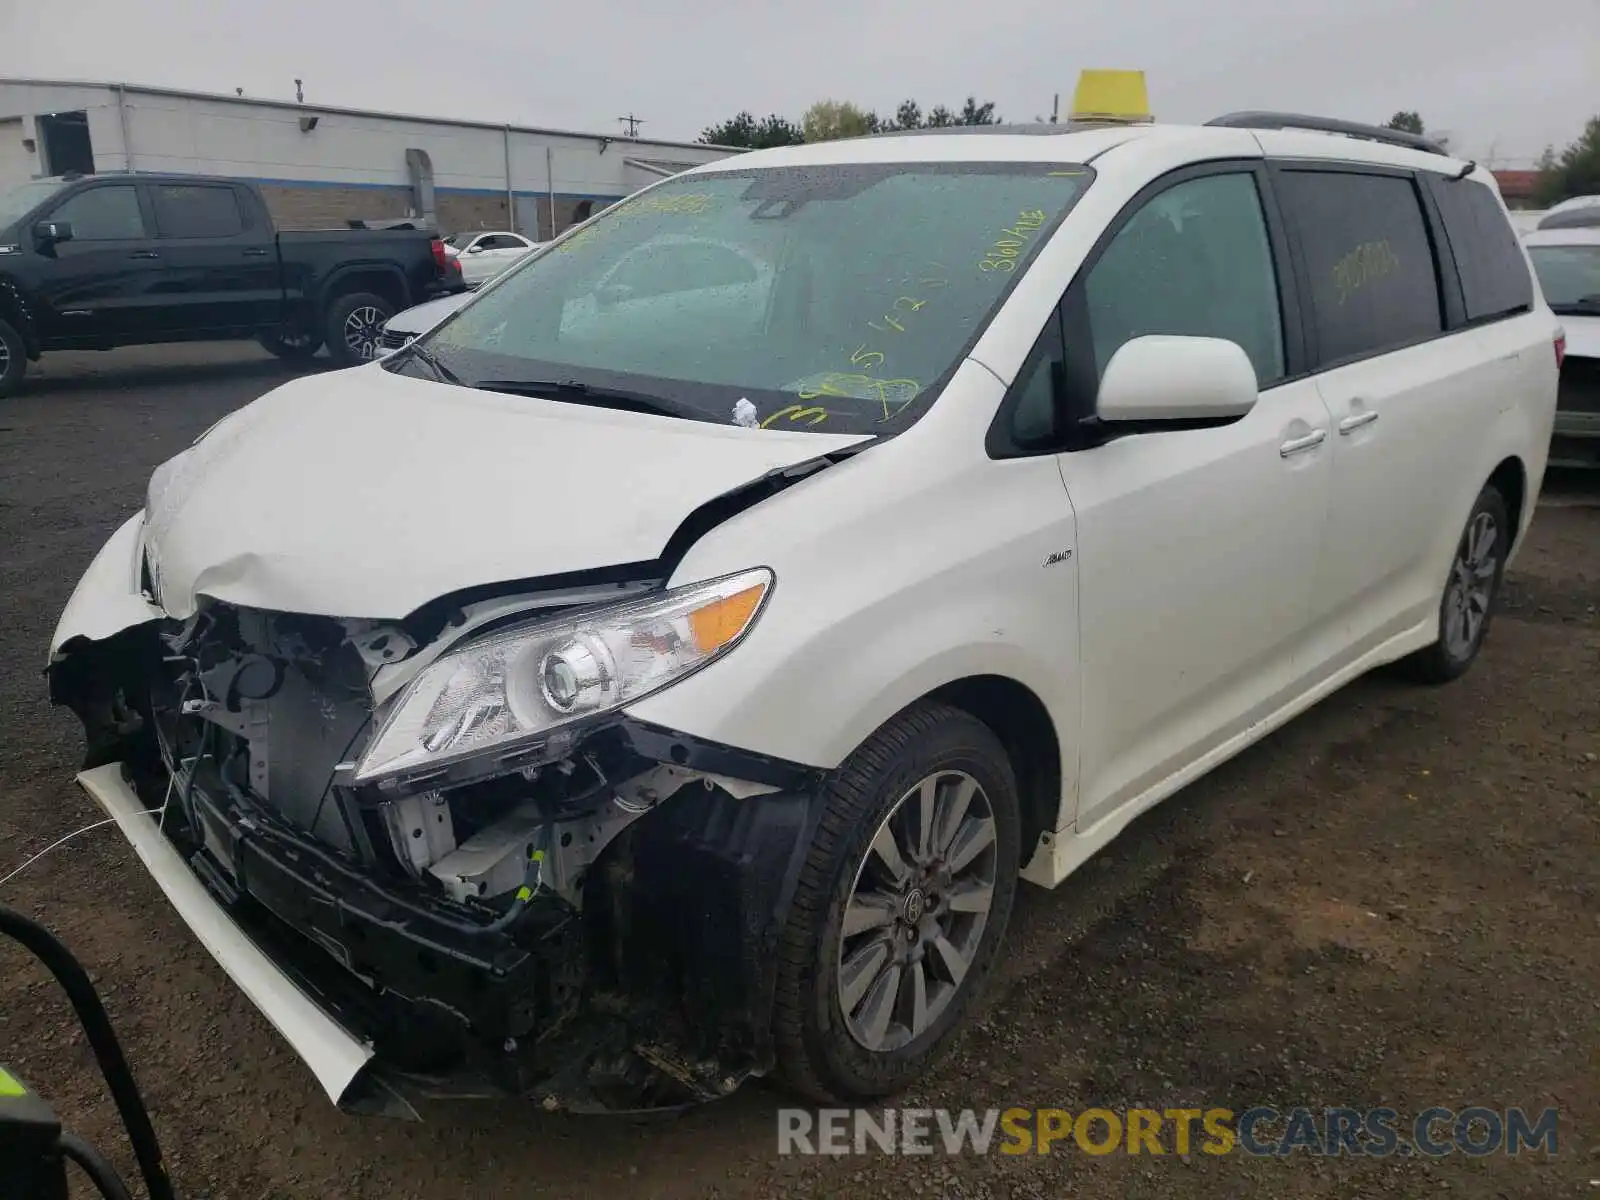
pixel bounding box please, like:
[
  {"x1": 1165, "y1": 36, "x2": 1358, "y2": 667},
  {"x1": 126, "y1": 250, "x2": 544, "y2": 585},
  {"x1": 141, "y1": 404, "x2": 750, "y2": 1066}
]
[
  {"x1": 1276, "y1": 170, "x2": 1442, "y2": 365},
  {"x1": 1428, "y1": 176, "x2": 1534, "y2": 322},
  {"x1": 153, "y1": 185, "x2": 245, "y2": 238}
]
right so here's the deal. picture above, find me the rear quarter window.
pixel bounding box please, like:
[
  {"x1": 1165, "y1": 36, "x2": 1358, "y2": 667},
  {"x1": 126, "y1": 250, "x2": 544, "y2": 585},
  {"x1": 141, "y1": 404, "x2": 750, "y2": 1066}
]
[
  {"x1": 1427, "y1": 176, "x2": 1534, "y2": 323},
  {"x1": 1276, "y1": 169, "x2": 1443, "y2": 365}
]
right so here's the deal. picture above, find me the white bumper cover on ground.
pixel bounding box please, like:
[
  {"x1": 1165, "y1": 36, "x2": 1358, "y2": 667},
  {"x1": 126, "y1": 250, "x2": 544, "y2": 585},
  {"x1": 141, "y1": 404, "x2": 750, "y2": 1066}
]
[{"x1": 76, "y1": 763, "x2": 384, "y2": 1112}]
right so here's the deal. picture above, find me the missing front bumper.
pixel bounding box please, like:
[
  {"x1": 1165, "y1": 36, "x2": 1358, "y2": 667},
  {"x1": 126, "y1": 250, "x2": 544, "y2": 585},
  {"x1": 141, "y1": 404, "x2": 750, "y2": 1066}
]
[{"x1": 76, "y1": 752, "x2": 819, "y2": 1118}]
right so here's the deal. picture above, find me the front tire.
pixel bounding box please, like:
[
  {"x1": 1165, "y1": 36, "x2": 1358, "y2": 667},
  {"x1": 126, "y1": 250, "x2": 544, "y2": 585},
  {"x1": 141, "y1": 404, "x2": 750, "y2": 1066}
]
[
  {"x1": 324, "y1": 292, "x2": 395, "y2": 367},
  {"x1": 0, "y1": 317, "x2": 27, "y2": 399},
  {"x1": 773, "y1": 702, "x2": 1021, "y2": 1103},
  {"x1": 1401, "y1": 484, "x2": 1510, "y2": 683}
]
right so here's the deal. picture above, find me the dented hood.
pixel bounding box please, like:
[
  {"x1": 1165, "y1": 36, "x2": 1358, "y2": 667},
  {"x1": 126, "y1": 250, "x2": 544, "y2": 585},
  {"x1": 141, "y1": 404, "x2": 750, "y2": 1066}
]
[{"x1": 143, "y1": 365, "x2": 867, "y2": 620}]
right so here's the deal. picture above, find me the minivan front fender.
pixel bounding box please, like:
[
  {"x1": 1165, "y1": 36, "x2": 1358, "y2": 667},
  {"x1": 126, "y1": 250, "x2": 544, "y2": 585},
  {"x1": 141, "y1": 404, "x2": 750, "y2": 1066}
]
[
  {"x1": 49, "y1": 510, "x2": 162, "y2": 661},
  {"x1": 623, "y1": 436, "x2": 1082, "y2": 838}
]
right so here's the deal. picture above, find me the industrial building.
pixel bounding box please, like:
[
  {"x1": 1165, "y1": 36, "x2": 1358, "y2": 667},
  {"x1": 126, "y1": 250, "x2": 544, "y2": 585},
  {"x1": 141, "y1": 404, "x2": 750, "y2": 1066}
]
[{"x1": 0, "y1": 78, "x2": 741, "y2": 238}]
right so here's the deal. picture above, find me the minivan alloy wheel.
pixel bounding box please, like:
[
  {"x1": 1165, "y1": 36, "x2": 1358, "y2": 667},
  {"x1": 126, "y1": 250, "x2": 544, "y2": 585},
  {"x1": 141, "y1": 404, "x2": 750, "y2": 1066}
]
[
  {"x1": 837, "y1": 769, "x2": 998, "y2": 1053},
  {"x1": 1443, "y1": 510, "x2": 1499, "y2": 660}
]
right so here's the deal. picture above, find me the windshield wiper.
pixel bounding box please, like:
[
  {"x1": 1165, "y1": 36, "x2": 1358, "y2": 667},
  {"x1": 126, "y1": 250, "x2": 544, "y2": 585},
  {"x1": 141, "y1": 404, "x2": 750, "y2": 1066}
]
[
  {"x1": 1550, "y1": 295, "x2": 1600, "y2": 316},
  {"x1": 392, "y1": 340, "x2": 464, "y2": 386},
  {"x1": 473, "y1": 378, "x2": 702, "y2": 421}
]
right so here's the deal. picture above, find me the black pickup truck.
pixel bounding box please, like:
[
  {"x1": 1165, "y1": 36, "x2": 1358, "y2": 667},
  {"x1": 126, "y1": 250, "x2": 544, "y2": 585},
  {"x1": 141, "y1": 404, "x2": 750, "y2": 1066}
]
[{"x1": 0, "y1": 172, "x2": 466, "y2": 396}]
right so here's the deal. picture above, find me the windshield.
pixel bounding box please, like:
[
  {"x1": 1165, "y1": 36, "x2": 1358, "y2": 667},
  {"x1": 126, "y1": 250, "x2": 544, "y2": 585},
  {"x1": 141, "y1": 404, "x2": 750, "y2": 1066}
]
[
  {"x1": 445, "y1": 232, "x2": 478, "y2": 249},
  {"x1": 398, "y1": 162, "x2": 1093, "y2": 434},
  {"x1": 1528, "y1": 244, "x2": 1600, "y2": 311},
  {"x1": 0, "y1": 178, "x2": 71, "y2": 231}
]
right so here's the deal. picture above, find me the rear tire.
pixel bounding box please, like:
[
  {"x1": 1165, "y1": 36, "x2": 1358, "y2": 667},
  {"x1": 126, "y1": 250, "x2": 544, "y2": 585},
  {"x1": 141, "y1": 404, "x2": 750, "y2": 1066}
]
[
  {"x1": 1400, "y1": 484, "x2": 1510, "y2": 684},
  {"x1": 256, "y1": 330, "x2": 323, "y2": 361},
  {"x1": 324, "y1": 292, "x2": 395, "y2": 367},
  {"x1": 0, "y1": 318, "x2": 27, "y2": 399},
  {"x1": 772, "y1": 702, "x2": 1021, "y2": 1103}
]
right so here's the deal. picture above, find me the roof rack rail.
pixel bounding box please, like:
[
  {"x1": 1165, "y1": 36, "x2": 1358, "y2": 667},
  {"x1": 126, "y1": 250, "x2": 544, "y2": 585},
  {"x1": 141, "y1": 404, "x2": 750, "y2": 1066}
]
[{"x1": 1205, "y1": 111, "x2": 1449, "y2": 156}]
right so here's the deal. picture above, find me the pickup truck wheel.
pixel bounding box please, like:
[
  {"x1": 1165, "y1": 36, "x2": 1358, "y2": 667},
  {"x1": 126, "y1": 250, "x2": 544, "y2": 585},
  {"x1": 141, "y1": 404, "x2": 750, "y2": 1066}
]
[
  {"x1": 772, "y1": 702, "x2": 1020, "y2": 1103},
  {"x1": 1400, "y1": 484, "x2": 1510, "y2": 684},
  {"x1": 0, "y1": 318, "x2": 26, "y2": 399},
  {"x1": 325, "y1": 292, "x2": 395, "y2": 367},
  {"x1": 256, "y1": 330, "x2": 324, "y2": 361}
]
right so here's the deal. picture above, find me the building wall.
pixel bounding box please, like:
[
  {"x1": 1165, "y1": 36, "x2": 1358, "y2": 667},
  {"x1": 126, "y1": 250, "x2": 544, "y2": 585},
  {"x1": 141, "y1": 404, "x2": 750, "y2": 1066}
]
[
  {"x1": 0, "y1": 117, "x2": 33, "y2": 185},
  {"x1": 0, "y1": 79, "x2": 738, "y2": 235}
]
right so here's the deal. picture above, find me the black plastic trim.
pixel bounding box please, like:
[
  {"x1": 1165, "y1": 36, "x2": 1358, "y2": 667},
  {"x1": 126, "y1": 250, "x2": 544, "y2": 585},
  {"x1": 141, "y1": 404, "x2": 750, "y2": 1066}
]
[{"x1": 612, "y1": 717, "x2": 828, "y2": 792}]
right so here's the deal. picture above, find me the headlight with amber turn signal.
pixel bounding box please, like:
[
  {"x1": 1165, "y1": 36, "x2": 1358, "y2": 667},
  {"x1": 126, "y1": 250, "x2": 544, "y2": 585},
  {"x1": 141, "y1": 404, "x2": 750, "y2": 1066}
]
[{"x1": 354, "y1": 568, "x2": 773, "y2": 784}]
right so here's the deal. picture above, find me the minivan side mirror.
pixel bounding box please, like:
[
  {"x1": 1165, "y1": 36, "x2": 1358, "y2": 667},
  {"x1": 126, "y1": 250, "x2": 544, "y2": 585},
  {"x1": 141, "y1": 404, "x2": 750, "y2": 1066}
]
[
  {"x1": 33, "y1": 219, "x2": 74, "y2": 246},
  {"x1": 1096, "y1": 335, "x2": 1259, "y2": 423}
]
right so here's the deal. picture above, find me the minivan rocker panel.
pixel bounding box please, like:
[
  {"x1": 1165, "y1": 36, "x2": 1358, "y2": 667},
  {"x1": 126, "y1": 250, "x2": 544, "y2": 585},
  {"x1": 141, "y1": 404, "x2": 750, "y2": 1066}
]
[{"x1": 46, "y1": 119, "x2": 1559, "y2": 1120}]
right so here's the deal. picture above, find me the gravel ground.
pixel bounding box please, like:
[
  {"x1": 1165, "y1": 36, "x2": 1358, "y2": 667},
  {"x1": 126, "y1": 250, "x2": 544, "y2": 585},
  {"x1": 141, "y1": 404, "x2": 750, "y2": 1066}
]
[{"x1": 1, "y1": 344, "x2": 1597, "y2": 1199}]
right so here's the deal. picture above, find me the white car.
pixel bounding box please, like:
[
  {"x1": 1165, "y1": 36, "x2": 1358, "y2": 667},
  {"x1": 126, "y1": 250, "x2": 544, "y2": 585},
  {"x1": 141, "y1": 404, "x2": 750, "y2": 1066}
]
[
  {"x1": 378, "y1": 290, "x2": 475, "y2": 354},
  {"x1": 1524, "y1": 218, "x2": 1600, "y2": 466},
  {"x1": 444, "y1": 230, "x2": 541, "y2": 288},
  {"x1": 49, "y1": 111, "x2": 1558, "y2": 1119}
]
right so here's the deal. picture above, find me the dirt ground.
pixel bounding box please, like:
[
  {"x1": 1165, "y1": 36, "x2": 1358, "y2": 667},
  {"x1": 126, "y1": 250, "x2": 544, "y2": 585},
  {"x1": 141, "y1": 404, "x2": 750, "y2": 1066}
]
[{"x1": 1, "y1": 344, "x2": 1596, "y2": 1199}]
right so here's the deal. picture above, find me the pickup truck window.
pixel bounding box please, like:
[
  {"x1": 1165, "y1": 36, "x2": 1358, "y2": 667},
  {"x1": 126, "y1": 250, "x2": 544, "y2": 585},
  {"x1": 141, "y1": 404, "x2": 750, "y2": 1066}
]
[
  {"x1": 0, "y1": 178, "x2": 70, "y2": 228},
  {"x1": 49, "y1": 185, "x2": 148, "y2": 240},
  {"x1": 153, "y1": 185, "x2": 246, "y2": 238}
]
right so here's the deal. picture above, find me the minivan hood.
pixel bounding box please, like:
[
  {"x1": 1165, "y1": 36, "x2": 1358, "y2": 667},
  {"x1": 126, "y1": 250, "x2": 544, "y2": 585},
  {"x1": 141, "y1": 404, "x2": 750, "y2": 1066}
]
[
  {"x1": 386, "y1": 290, "x2": 474, "y2": 336},
  {"x1": 1560, "y1": 313, "x2": 1600, "y2": 359},
  {"x1": 143, "y1": 367, "x2": 868, "y2": 620}
]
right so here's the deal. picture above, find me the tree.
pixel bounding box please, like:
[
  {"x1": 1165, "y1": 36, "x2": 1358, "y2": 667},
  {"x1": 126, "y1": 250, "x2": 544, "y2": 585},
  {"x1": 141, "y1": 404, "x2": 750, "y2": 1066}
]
[
  {"x1": 698, "y1": 111, "x2": 804, "y2": 149},
  {"x1": 957, "y1": 96, "x2": 1001, "y2": 126},
  {"x1": 1534, "y1": 116, "x2": 1600, "y2": 206},
  {"x1": 888, "y1": 99, "x2": 923, "y2": 131},
  {"x1": 802, "y1": 100, "x2": 877, "y2": 142},
  {"x1": 1385, "y1": 111, "x2": 1425, "y2": 135},
  {"x1": 706, "y1": 94, "x2": 1005, "y2": 145}
]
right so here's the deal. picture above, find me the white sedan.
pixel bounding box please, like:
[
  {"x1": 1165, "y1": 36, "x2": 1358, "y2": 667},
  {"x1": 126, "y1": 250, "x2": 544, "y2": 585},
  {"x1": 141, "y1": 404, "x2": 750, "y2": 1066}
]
[{"x1": 444, "y1": 230, "x2": 541, "y2": 288}]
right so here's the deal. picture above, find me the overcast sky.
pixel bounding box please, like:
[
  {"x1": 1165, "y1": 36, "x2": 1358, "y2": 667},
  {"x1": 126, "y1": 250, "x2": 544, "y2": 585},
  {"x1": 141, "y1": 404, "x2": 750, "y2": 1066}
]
[{"x1": 2, "y1": 0, "x2": 1593, "y2": 164}]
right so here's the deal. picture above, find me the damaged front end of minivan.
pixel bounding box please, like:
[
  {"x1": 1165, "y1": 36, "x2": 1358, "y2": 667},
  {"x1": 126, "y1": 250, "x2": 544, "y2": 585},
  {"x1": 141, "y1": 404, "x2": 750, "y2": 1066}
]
[{"x1": 47, "y1": 525, "x2": 829, "y2": 1120}]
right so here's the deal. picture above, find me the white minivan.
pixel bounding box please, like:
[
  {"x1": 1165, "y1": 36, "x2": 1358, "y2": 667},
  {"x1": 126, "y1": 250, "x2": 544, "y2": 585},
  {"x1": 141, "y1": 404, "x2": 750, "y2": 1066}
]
[{"x1": 50, "y1": 111, "x2": 1559, "y2": 1119}]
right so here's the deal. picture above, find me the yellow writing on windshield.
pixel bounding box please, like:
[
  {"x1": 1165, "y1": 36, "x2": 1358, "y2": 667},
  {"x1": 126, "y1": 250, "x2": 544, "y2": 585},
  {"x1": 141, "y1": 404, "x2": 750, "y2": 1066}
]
[
  {"x1": 980, "y1": 208, "x2": 1048, "y2": 272},
  {"x1": 760, "y1": 404, "x2": 831, "y2": 427},
  {"x1": 797, "y1": 373, "x2": 922, "y2": 418},
  {"x1": 1332, "y1": 240, "x2": 1400, "y2": 306}
]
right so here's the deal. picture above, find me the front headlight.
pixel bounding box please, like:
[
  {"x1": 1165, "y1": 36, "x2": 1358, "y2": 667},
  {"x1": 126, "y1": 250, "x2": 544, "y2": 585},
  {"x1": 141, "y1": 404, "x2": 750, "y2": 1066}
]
[{"x1": 354, "y1": 568, "x2": 772, "y2": 784}]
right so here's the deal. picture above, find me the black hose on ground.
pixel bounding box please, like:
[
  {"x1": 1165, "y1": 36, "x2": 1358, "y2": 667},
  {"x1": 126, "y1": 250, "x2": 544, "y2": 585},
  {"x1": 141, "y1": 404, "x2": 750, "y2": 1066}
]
[
  {"x1": 59, "y1": 1130, "x2": 135, "y2": 1200},
  {"x1": 0, "y1": 902, "x2": 176, "y2": 1200}
]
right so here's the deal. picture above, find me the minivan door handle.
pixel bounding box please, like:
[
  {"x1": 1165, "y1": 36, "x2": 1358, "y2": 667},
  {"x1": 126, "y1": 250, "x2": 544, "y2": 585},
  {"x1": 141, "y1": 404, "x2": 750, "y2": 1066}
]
[
  {"x1": 1279, "y1": 429, "x2": 1327, "y2": 457},
  {"x1": 242, "y1": 248, "x2": 269, "y2": 257},
  {"x1": 1338, "y1": 409, "x2": 1379, "y2": 434},
  {"x1": 128, "y1": 250, "x2": 160, "y2": 260}
]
